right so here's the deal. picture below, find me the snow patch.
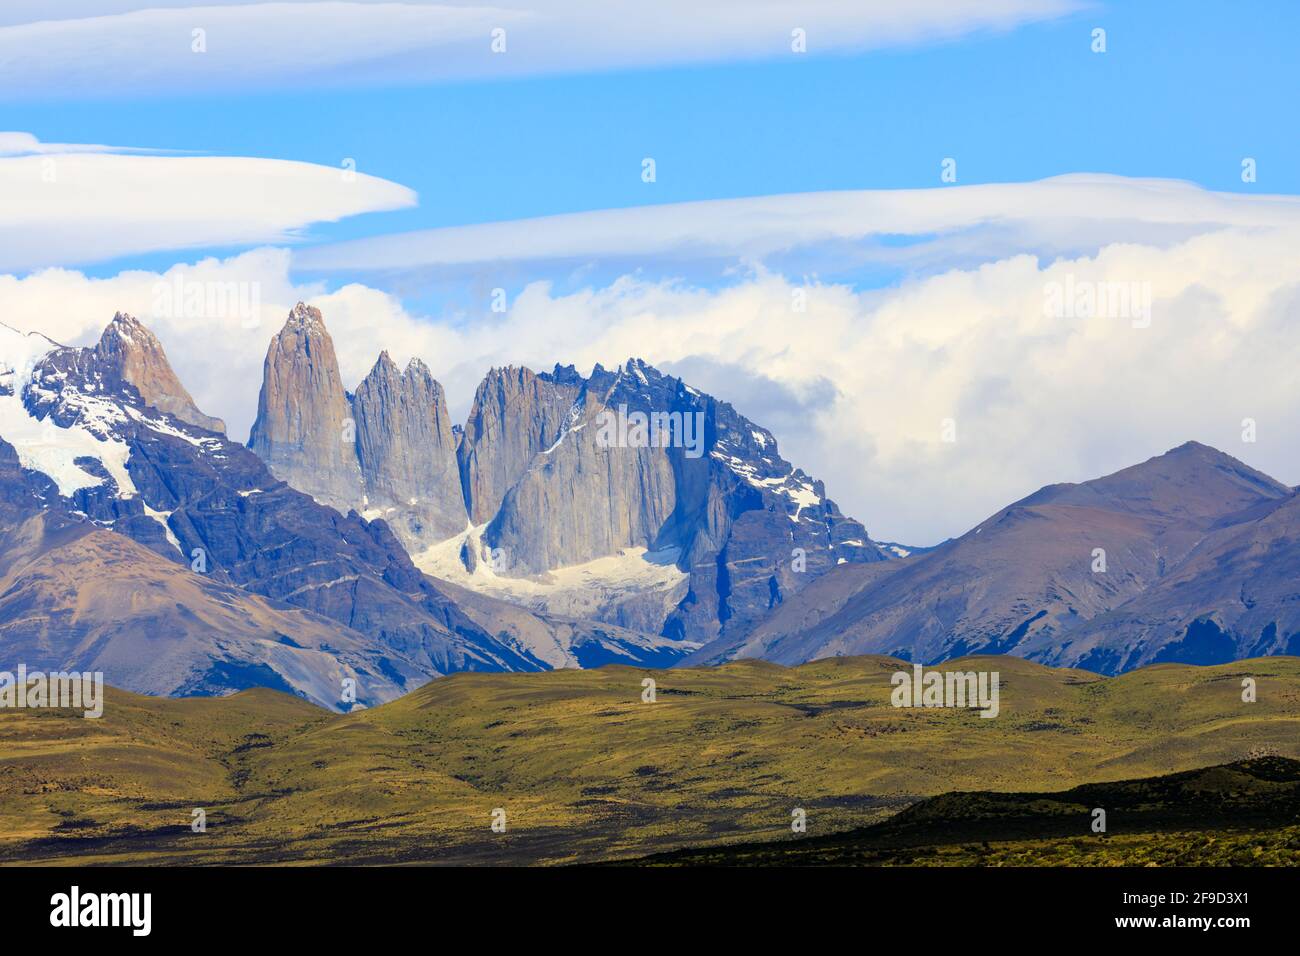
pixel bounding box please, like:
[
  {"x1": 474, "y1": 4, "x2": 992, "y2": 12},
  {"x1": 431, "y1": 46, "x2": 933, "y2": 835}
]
[
  {"x1": 417, "y1": 524, "x2": 686, "y2": 596},
  {"x1": 124, "y1": 406, "x2": 221, "y2": 449},
  {"x1": 542, "y1": 421, "x2": 585, "y2": 455},
  {"x1": 143, "y1": 504, "x2": 182, "y2": 554},
  {"x1": 786, "y1": 482, "x2": 820, "y2": 520}
]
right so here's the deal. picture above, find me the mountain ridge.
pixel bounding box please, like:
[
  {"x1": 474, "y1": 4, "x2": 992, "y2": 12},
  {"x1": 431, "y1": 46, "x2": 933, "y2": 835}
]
[{"x1": 693, "y1": 440, "x2": 1300, "y2": 673}]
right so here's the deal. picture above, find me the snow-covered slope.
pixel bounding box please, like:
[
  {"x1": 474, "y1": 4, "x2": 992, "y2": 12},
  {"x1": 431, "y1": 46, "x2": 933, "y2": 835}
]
[
  {"x1": 0, "y1": 322, "x2": 134, "y2": 498},
  {"x1": 415, "y1": 522, "x2": 690, "y2": 640}
]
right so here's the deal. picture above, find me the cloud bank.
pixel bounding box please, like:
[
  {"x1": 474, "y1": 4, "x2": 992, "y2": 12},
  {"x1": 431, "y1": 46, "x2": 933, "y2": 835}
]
[{"x1": 4, "y1": 175, "x2": 1299, "y2": 545}]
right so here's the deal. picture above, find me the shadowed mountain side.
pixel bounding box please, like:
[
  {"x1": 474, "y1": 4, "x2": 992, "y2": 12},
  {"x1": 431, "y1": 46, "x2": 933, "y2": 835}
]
[
  {"x1": 1029, "y1": 492, "x2": 1300, "y2": 671},
  {"x1": 619, "y1": 757, "x2": 1300, "y2": 866},
  {"x1": 690, "y1": 442, "x2": 1298, "y2": 672},
  {"x1": 685, "y1": 559, "x2": 911, "y2": 665},
  {"x1": 3, "y1": 655, "x2": 1298, "y2": 865},
  {"x1": 0, "y1": 315, "x2": 693, "y2": 684},
  {"x1": 0, "y1": 511, "x2": 422, "y2": 710}
]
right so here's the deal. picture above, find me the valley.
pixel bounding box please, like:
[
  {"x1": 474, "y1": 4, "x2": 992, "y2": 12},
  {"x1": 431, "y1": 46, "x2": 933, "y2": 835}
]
[{"x1": 3, "y1": 655, "x2": 1298, "y2": 866}]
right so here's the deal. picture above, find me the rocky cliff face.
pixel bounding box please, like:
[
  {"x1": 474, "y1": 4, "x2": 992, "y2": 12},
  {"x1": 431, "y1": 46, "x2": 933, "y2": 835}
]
[
  {"x1": 248, "y1": 305, "x2": 476, "y2": 552},
  {"x1": 94, "y1": 312, "x2": 225, "y2": 433},
  {"x1": 484, "y1": 377, "x2": 678, "y2": 574},
  {"x1": 247, "y1": 303, "x2": 362, "y2": 513},
  {"x1": 457, "y1": 364, "x2": 583, "y2": 524},
  {"x1": 479, "y1": 357, "x2": 884, "y2": 645},
  {"x1": 353, "y1": 352, "x2": 465, "y2": 543}
]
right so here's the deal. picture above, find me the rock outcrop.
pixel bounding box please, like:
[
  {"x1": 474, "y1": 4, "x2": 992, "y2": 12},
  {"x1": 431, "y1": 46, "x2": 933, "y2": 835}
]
[
  {"x1": 243, "y1": 307, "x2": 887, "y2": 649},
  {"x1": 0, "y1": 312, "x2": 693, "y2": 698},
  {"x1": 457, "y1": 364, "x2": 583, "y2": 523},
  {"x1": 353, "y1": 352, "x2": 465, "y2": 543},
  {"x1": 480, "y1": 358, "x2": 883, "y2": 645},
  {"x1": 248, "y1": 305, "x2": 474, "y2": 551},
  {"x1": 247, "y1": 303, "x2": 362, "y2": 512},
  {"x1": 94, "y1": 312, "x2": 225, "y2": 433}
]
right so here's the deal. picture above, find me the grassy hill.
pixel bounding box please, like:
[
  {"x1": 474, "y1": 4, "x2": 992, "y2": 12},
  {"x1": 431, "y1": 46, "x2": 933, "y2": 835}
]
[{"x1": 2, "y1": 654, "x2": 1299, "y2": 865}]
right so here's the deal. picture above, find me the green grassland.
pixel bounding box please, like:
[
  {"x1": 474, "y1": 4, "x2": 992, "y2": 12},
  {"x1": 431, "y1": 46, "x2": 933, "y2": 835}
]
[{"x1": 2, "y1": 654, "x2": 1298, "y2": 865}]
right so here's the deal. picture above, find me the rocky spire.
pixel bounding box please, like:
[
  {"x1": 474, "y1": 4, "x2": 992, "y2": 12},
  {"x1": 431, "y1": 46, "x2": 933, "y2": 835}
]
[
  {"x1": 95, "y1": 312, "x2": 225, "y2": 433},
  {"x1": 247, "y1": 303, "x2": 362, "y2": 510},
  {"x1": 353, "y1": 350, "x2": 466, "y2": 547},
  {"x1": 457, "y1": 365, "x2": 584, "y2": 524}
]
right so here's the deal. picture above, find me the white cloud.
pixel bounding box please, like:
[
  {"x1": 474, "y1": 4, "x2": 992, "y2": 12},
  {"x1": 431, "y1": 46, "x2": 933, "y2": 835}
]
[
  {"x1": 0, "y1": 131, "x2": 160, "y2": 156},
  {"x1": 3, "y1": 186, "x2": 1299, "y2": 546},
  {"x1": 297, "y1": 174, "x2": 1300, "y2": 275},
  {"x1": 2, "y1": 1, "x2": 1082, "y2": 98},
  {"x1": 0, "y1": 134, "x2": 417, "y2": 271},
  {"x1": 447, "y1": 236, "x2": 1300, "y2": 547}
]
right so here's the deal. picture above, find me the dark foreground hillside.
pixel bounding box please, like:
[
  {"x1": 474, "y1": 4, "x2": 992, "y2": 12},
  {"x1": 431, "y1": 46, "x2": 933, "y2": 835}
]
[{"x1": 623, "y1": 757, "x2": 1300, "y2": 866}]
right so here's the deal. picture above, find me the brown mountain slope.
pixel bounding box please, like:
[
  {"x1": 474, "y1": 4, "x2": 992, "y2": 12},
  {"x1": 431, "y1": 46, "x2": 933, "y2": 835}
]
[
  {"x1": 689, "y1": 442, "x2": 1295, "y2": 670},
  {"x1": 1032, "y1": 491, "x2": 1300, "y2": 671},
  {"x1": 0, "y1": 512, "x2": 423, "y2": 709}
]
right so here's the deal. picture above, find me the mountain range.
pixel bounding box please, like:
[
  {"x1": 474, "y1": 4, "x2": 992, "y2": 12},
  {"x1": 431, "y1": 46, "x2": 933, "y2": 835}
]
[
  {"x1": 0, "y1": 304, "x2": 1297, "y2": 708},
  {"x1": 0, "y1": 312, "x2": 687, "y2": 709},
  {"x1": 247, "y1": 304, "x2": 884, "y2": 645}
]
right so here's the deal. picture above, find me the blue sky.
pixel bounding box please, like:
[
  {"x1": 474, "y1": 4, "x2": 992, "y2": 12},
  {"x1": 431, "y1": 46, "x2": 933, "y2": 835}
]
[{"x1": 7, "y1": 0, "x2": 1297, "y2": 284}]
